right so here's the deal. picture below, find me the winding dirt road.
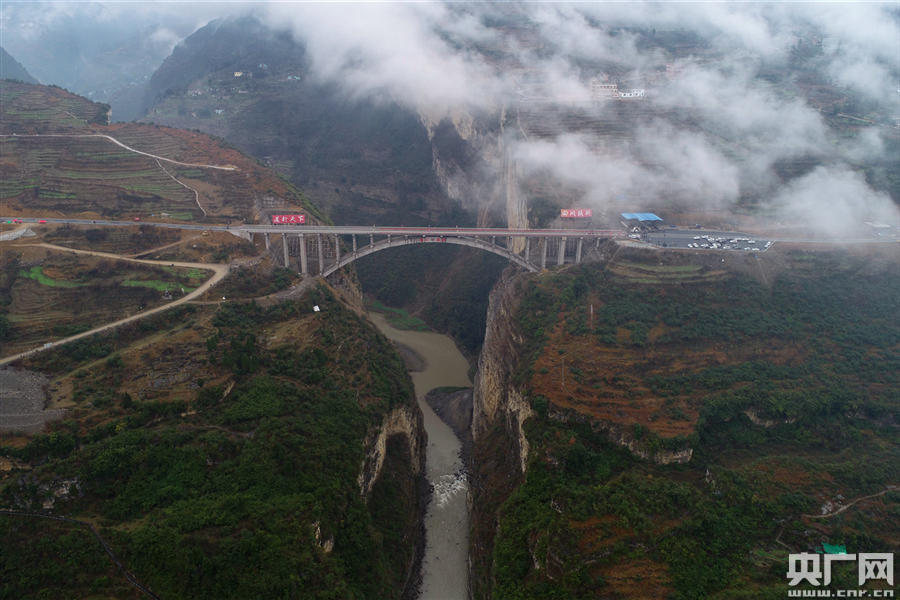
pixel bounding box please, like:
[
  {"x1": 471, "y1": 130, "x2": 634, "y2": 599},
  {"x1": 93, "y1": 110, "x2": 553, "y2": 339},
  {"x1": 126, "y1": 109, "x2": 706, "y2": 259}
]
[
  {"x1": 1, "y1": 133, "x2": 238, "y2": 171},
  {"x1": 803, "y1": 486, "x2": 897, "y2": 519},
  {"x1": 0, "y1": 243, "x2": 229, "y2": 367}
]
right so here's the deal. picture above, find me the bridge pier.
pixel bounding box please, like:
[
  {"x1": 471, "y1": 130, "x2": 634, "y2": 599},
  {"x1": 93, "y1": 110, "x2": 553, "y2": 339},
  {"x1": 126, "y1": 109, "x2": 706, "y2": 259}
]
[
  {"x1": 299, "y1": 234, "x2": 308, "y2": 275},
  {"x1": 541, "y1": 238, "x2": 548, "y2": 269},
  {"x1": 317, "y1": 234, "x2": 324, "y2": 274},
  {"x1": 282, "y1": 233, "x2": 289, "y2": 269},
  {"x1": 576, "y1": 238, "x2": 583, "y2": 264},
  {"x1": 264, "y1": 233, "x2": 270, "y2": 250},
  {"x1": 557, "y1": 237, "x2": 566, "y2": 266},
  {"x1": 335, "y1": 235, "x2": 340, "y2": 264},
  {"x1": 352, "y1": 235, "x2": 357, "y2": 254},
  {"x1": 526, "y1": 237, "x2": 531, "y2": 261}
]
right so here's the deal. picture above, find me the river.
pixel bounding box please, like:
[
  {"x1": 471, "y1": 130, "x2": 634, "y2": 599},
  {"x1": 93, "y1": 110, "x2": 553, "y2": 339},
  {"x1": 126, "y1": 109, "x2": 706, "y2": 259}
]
[{"x1": 369, "y1": 312, "x2": 471, "y2": 600}]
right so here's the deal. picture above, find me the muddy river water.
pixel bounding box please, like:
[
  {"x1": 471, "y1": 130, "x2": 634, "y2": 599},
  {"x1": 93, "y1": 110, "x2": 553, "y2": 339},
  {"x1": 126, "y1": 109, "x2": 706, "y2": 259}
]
[{"x1": 369, "y1": 313, "x2": 471, "y2": 600}]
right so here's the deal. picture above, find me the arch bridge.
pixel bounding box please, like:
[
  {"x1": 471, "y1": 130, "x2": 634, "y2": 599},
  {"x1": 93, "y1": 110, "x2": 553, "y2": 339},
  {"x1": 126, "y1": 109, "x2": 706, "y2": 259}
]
[{"x1": 241, "y1": 225, "x2": 625, "y2": 278}]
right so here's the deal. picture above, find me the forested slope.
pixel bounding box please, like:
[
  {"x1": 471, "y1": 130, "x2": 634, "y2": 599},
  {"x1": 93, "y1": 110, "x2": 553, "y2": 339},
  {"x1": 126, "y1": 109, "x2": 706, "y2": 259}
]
[
  {"x1": 472, "y1": 245, "x2": 899, "y2": 599},
  {"x1": 1, "y1": 283, "x2": 425, "y2": 599}
]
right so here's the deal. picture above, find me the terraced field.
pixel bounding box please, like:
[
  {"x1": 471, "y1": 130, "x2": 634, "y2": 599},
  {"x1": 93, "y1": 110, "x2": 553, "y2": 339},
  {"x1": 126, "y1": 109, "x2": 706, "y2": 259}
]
[
  {"x1": 0, "y1": 81, "x2": 324, "y2": 224},
  {"x1": 0, "y1": 83, "x2": 107, "y2": 133},
  {"x1": 607, "y1": 260, "x2": 727, "y2": 284},
  {"x1": 0, "y1": 245, "x2": 213, "y2": 358}
]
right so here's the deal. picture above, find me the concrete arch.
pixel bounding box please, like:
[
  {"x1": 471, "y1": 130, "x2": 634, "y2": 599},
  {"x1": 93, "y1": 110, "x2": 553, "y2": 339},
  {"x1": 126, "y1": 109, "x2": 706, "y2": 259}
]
[{"x1": 321, "y1": 235, "x2": 540, "y2": 278}]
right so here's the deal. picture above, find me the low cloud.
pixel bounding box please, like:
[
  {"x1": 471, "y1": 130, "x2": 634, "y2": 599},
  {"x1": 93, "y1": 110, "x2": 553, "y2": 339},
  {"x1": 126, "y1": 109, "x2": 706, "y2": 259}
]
[
  {"x1": 5, "y1": 1, "x2": 894, "y2": 234},
  {"x1": 255, "y1": 2, "x2": 896, "y2": 234},
  {"x1": 768, "y1": 167, "x2": 900, "y2": 236}
]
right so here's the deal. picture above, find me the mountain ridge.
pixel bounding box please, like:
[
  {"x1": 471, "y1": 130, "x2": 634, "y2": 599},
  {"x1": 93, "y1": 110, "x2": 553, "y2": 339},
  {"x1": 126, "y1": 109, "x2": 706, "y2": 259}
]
[{"x1": 0, "y1": 47, "x2": 38, "y2": 84}]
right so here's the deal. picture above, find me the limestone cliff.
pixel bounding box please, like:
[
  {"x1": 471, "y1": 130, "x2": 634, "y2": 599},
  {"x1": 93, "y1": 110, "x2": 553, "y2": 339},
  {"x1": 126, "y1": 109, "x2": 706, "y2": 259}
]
[
  {"x1": 468, "y1": 269, "x2": 532, "y2": 599},
  {"x1": 416, "y1": 108, "x2": 514, "y2": 228},
  {"x1": 358, "y1": 404, "x2": 426, "y2": 498},
  {"x1": 472, "y1": 269, "x2": 531, "y2": 468},
  {"x1": 357, "y1": 391, "x2": 427, "y2": 600}
]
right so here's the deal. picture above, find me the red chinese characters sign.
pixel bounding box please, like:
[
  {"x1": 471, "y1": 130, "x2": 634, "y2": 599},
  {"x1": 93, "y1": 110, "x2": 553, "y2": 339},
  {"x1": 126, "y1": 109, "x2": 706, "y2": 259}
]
[
  {"x1": 560, "y1": 209, "x2": 592, "y2": 219},
  {"x1": 271, "y1": 214, "x2": 306, "y2": 225}
]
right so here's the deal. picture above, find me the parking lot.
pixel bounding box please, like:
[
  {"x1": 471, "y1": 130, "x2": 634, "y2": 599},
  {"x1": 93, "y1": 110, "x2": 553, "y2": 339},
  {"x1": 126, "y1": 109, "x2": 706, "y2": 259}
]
[{"x1": 643, "y1": 229, "x2": 773, "y2": 252}]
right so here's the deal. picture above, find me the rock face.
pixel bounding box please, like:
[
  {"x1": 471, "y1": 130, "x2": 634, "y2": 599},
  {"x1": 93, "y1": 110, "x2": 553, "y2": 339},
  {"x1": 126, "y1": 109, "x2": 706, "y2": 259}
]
[
  {"x1": 472, "y1": 270, "x2": 528, "y2": 449},
  {"x1": 469, "y1": 269, "x2": 532, "y2": 598},
  {"x1": 357, "y1": 402, "x2": 427, "y2": 599},
  {"x1": 424, "y1": 388, "x2": 472, "y2": 443},
  {"x1": 548, "y1": 406, "x2": 693, "y2": 465},
  {"x1": 358, "y1": 404, "x2": 425, "y2": 498}
]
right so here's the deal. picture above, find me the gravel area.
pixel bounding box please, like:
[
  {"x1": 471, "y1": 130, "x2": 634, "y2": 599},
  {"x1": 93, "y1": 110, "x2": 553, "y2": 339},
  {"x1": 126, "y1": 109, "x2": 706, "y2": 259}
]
[{"x1": 0, "y1": 367, "x2": 65, "y2": 433}]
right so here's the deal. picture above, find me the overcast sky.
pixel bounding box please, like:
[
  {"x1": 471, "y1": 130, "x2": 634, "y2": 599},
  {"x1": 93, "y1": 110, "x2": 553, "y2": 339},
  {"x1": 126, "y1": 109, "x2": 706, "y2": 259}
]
[{"x1": 3, "y1": 1, "x2": 898, "y2": 230}]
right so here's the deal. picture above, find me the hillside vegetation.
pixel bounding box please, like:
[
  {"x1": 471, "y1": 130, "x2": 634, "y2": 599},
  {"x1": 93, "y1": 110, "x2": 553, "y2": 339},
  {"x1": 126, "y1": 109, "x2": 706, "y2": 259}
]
[
  {"x1": 1, "y1": 283, "x2": 423, "y2": 599},
  {"x1": 478, "y1": 246, "x2": 898, "y2": 599}
]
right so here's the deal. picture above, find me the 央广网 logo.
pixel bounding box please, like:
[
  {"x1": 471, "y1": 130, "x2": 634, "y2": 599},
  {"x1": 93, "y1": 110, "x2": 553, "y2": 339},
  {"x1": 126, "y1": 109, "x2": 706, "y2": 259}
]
[{"x1": 786, "y1": 552, "x2": 894, "y2": 598}]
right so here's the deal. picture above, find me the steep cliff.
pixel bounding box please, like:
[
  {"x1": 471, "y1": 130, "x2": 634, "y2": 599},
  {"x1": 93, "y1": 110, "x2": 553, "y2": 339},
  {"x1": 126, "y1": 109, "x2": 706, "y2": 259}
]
[
  {"x1": 472, "y1": 269, "x2": 531, "y2": 464},
  {"x1": 359, "y1": 404, "x2": 425, "y2": 497},
  {"x1": 468, "y1": 269, "x2": 531, "y2": 598}
]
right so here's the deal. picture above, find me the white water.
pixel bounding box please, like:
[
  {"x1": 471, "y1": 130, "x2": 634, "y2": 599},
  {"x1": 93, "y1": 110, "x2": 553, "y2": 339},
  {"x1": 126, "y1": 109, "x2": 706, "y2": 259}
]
[{"x1": 369, "y1": 313, "x2": 471, "y2": 600}]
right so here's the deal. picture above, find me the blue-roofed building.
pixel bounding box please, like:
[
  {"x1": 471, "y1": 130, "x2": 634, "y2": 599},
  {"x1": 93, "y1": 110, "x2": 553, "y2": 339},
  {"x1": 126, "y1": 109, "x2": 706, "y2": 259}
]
[
  {"x1": 621, "y1": 212, "x2": 663, "y2": 222},
  {"x1": 621, "y1": 212, "x2": 664, "y2": 231}
]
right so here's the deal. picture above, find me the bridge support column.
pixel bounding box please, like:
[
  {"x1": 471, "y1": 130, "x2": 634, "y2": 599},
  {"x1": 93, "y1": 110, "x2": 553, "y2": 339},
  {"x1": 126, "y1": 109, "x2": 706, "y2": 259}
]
[
  {"x1": 526, "y1": 237, "x2": 531, "y2": 261},
  {"x1": 264, "y1": 233, "x2": 270, "y2": 250},
  {"x1": 335, "y1": 235, "x2": 340, "y2": 264},
  {"x1": 317, "y1": 234, "x2": 324, "y2": 274},
  {"x1": 387, "y1": 234, "x2": 392, "y2": 245},
  {"x1": 557, "y1": 237, "x2": 566, "y2": 266},
  {"x1": 299, "y1": 234, "x2": 308, "y2": 276},
  {"x1": 576, "y1": 238, "x2": 583, "y2": 264},
  {"x1": 541, "y1": 238, "x2": 547, "y2": 269},
  {"x1": 491, "y1": 236, "x2": 496, "y2": 246},
  {"x1": 352, "y1": 235, "x2": 357, "y2": 254},
  {"x1": 370, "y1": 234, "x2": 374, "y2": 248},
  {"x1": 282, "y1": 233, "x2": 289, "y2": 268}
]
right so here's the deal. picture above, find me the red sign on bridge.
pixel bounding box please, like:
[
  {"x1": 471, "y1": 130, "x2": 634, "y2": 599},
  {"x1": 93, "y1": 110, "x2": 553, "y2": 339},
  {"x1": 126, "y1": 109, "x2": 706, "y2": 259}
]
[
  {"x1": 271, "y1": 214, "x2": 306, "y2": 225},
  {"x1": 561, "y1": 209, "x2": 592, "y2": 219}
]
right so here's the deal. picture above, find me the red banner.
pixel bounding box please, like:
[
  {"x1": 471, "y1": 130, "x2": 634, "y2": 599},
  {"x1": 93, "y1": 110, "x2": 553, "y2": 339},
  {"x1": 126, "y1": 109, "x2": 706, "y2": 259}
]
[
  {"x1": 271, "y1": 214, "x2": 306, "y2": 225},
  {"x1": 561, "y1": 208, "x2": 592, "y2": 218}
]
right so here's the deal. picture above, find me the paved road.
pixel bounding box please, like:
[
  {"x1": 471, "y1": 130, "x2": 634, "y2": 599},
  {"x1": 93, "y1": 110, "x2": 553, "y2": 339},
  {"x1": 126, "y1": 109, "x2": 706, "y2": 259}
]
[
  {"x1": 0, "y1": 217, "x2": 625, "y2": 238},
  {"x1": 645, "y1": 229, "x2": 774, "y2": 252},
  {"x1": 0, "y1": 243, "x2": 228, "y2": 366},
  {"x1": 3, "y1": 217, "x2": 896, "y2": 246}
]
